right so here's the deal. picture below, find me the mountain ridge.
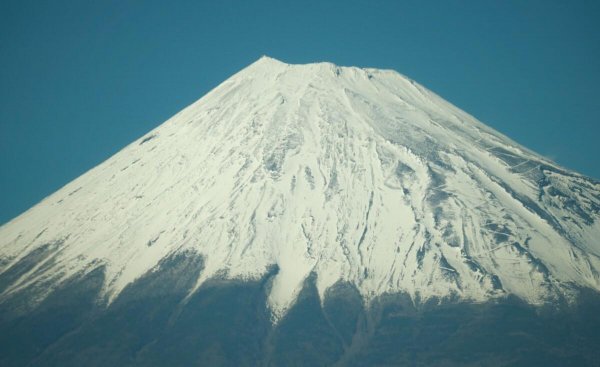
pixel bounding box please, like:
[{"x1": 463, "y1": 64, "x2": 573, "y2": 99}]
[{"x1": 1, "y1": 57, "x2": 599, "y2": 321}]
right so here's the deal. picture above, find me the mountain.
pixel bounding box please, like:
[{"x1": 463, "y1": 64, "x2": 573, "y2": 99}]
[{"x1": 1, "y1": 56, "x2": 600, "y2": 366}]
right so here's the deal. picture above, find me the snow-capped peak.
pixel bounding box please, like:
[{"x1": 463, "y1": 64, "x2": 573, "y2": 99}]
[{"x1": 1, "y1": 58, "x2": 599, "y2": 320}]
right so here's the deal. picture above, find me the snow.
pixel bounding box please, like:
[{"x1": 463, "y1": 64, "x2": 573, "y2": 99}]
[{"x1": 1, "y1": 56, "x2": 600, "y2": 320}]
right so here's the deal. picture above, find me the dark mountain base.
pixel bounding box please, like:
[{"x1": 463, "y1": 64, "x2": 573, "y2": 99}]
[{"x1": 1, "y1": 254, "x2": 599, "y2": 367}]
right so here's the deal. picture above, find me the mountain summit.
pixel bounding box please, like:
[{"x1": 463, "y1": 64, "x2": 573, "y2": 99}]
[{"x1": 1, "y1": 57, "x2": 599, "y2": 324}]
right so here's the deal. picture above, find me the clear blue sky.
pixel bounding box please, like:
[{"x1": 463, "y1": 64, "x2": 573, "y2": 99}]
[{"x1": 1, "y1": 0, "x2": 599, "y2": 225}]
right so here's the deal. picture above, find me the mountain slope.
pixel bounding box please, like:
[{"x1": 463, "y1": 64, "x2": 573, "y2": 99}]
[{"x1": 1, "y1": 56, "x2": 599, "y2": 321}]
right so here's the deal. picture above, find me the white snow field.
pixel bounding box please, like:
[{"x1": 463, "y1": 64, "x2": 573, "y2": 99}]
[{"x1": 1, "y1": 56, "x2": 599, "y2": 320}]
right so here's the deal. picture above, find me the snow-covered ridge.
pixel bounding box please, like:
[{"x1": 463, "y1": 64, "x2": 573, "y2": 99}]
[{"x1": 1, "y1": 56, "x2": 599, "y2": 319}]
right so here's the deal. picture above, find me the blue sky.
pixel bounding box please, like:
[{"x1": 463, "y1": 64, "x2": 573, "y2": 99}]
[{"x1": 1, "y1": 0, "x2": 599, "y2": 224}]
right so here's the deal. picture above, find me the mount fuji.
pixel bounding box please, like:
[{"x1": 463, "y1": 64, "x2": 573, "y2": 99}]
[{"x1": 1, "y1": 57, "x2": 599, "y2": 366}]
